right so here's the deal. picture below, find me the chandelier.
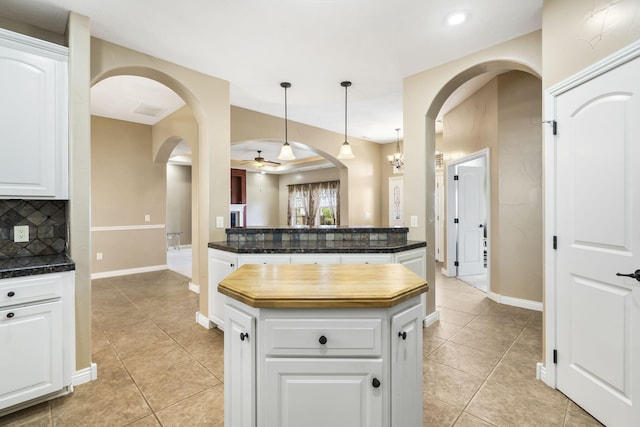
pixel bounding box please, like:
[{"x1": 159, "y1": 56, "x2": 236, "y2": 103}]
[{"x1": 387, "y1": 128, "x2": 404, "y2": 169}]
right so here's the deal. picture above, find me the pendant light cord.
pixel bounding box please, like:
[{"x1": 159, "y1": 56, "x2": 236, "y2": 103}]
[
  {"x1": 341, "y1": 81, "x2": 351, "y2": 142},
  {"x1": 284, "y1": 84, "x2": 288, "y2": 143}
]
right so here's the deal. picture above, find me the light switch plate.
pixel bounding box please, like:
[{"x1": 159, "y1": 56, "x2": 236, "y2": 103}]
[
  {"x1": 14, "y1": 225, "x2": 29, "y2": 242},
  {"x1": 216, "y1": 216, "x2": 224, "y2": 228},
  {"x1": 410, "y1": 216, "x2": 418, "y2": 227}
]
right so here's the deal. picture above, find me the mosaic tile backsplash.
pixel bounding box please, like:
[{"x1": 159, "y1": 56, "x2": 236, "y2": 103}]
[{"x1": 0, "y1": 200, "x2": 67, "y2": 259}]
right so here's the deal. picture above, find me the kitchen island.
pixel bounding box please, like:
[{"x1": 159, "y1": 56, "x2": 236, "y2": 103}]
[
  {"x1": 218, "y1": 263, "x2": 427, "y2": 427},
  {"x1": 207, "y1": 227, "x2": 427, "y2": 328}
]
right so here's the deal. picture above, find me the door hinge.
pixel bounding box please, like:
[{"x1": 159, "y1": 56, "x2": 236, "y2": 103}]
[
  {"x1": 553, "y1": 349, "x2": 558, "y2": 364},
  {"x1": 454, "y1": 218, "x2": 459, "y2": 224},
  {"x1": 454, "y1": 261, "x2": 459, "y2": 267},
  {"x1": 454, "y1": 175, "x2": 459, "y2": 181},
  {"x1": 553, "y1": 235, "x2": 557, "y2": 250}
]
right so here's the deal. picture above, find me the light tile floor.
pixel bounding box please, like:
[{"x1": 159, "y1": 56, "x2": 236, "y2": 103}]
[{"x1": 0, "y1": 269, "x2": 603, "y2": 426}]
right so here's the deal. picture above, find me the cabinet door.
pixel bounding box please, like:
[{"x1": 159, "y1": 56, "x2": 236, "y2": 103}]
[
  {"x1": 225, "y1": 304, "x2": 256, "y2": 427},
  {"x1": 340, "y1": 254, "x2": 393, "y2": 264},
  {"x1": 264, "y1": 359, "x2": 383, "y2": 427},
  {"x1": 391, "y1": 304, "x2": 423, "y2": 427},
  {"x1": 208, "y1": 250, "x2": 237, "y2": 327},
  {"x1": 0, "y1": 32, "x2": 68, "y2": 198},
  {"x1": 0, "y1": 300, "x2": 63, "y2": 410}
]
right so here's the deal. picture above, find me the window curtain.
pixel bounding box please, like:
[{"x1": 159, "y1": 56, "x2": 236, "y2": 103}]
[
  {"x1": 287, "y1": 180, "x2": 340, "y2": 226},
  {"x1": 287, "y1": 185, "x2": 296, "y2": 225}
]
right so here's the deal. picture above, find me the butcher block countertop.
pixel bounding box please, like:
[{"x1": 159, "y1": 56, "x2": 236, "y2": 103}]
[{"x1": 217, "y1": 263, "x2": 428, "y2": 309}]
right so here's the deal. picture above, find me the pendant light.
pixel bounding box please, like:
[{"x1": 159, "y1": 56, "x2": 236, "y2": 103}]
[
  {"x1": 387, "y1": 128, "x2": 404, "y2": 169},
  {"x1": 337, "y1": 81, "x2": 355, "y2": 160},
  {"x1": 277, "y1": 82, "x2": 296, "y2": 160}
]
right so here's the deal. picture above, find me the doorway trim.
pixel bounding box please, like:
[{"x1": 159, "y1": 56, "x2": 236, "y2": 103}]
[
  {"x1": 541, "y1": 39, "x2": 640, "y2": 389},
  {"x1": 445, "y1": 148, "x2": 490, "y2": 295}
]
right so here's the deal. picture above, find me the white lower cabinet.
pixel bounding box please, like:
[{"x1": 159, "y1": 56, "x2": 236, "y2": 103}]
[
  {"x1": 340, "y1": 254, "x2": 394, "y2": 264},
  {"x1": 208, "y1": 250, "x2": 237, "y2": 326},
  {"x1": 0, "y1": 300, "x2": 63, "y2": 409},
  {"x1": 0, "y1": 272, "x2": 74, "y2": 413},
  {"x1": 224, "y1": 298, "x2": 423, "y2": 427}
]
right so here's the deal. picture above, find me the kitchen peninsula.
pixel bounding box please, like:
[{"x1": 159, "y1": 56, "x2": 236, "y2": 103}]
[
  {"x1": 208, "y1": 227, "x2": 427, "y2": 327},
  {"x1": 218, "y1": 263, "x2": 427, "y2": 427}
]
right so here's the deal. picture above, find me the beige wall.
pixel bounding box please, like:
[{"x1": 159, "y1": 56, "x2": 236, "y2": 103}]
[
  {"x1": 543, "y1": 0, "x2": 640, "y2": 89},
  {"x1": 90, "y1": 38, "x2": 230, "y2": 322},
  {"x1": 437, "y1": 72, "x2": 542, "y2": 302},
  {"x1": 246, "y1": 172, "x2": 280, "y2": 227},
  {"x1": 232, "y1": 106, "x2": 381, "y2": 226},
  {"x1": 67, "y1": 13, "x2": 93, "y2": 372},
  {"x1": 403, "y1": 30, "x2": 542, "y2": 316},
  {"x1": 278, "y1": 168, "x2": 342, "y2": 226},
  {"x1": 167, "y1": 165, "x2": 192, "y2": 245},
  {"x1": 91, "y1": 116, "x2": 167, "y2": 273}
]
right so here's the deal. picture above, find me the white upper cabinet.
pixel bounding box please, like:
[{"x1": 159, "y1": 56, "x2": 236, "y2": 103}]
[{"x1": 0, "y1": 28, "x2": 68, "y2": 199}]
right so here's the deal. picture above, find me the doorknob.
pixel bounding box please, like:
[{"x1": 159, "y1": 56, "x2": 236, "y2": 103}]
[{"x1": 616, "y1": 270, "x2": 640, "y2": 282}]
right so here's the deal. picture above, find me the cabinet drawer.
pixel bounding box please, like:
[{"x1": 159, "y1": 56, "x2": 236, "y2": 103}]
[
  {"x1": 0, "y1": 274, "x2": 63, "y2": 308},
  {"x1": 265, "y1": 318, "x2": 382, "y2": 357}
]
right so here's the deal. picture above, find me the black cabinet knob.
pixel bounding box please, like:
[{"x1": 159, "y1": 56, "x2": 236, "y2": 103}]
[
  {"x1": 7, "y1": 291, "x2": 15, "y2": 297},
  {"x1": 319, "y1": 335, "x2": 327, "y2": 345},
  {"x1": 7, "y1": 312, "x2": 15, "y2": 319},
  {"x1": 240, "y1": 332, "x2": 249, "y2": 341},
  {"x1": 372, "y1": 378, "x2": 381, "y2": 388},
  {"x1": 398, "y1": 331, "x2": 407, "y2": 340}
]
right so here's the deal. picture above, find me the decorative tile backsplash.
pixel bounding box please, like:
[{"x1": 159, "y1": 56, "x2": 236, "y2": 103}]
[{"x1": 0, "y1": 200, "x2": 67, "y2": 259}]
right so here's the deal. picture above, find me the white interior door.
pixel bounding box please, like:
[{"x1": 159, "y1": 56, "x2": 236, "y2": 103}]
[
  {"x1": 555, "y1": 55, "x2": 640, "y2": 427},
  {"x1": 456, "y1": 165, "x2": 485, "y2": 276},
  {"x1": 435, "y1": 171, "x2": 445, "y2": 263}
]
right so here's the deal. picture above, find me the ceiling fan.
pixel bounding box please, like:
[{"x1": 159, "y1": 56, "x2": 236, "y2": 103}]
[{"x1": 241, "y1": 150, "x2": 281, "y2": 168}]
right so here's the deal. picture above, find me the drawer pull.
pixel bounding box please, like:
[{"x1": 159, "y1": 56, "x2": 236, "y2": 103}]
[
  {"x1": 372, "y1": 378, "x2": 381, "y2": 388},
  {"x1": 398, "y1": 331, "x2": 407, "y2": 340},
  {"x1": 318, "y1": 335, "x2": 328, "y2": 345},
  {"x1": 7, "y1": 291, "x2": 15, "y2": 297},
  {"x1": 240, "y1": 332, "x2": 249, "y2": 341},
  {"x1": 6, "y1": 312, "x2": 15, "y2": 319}
]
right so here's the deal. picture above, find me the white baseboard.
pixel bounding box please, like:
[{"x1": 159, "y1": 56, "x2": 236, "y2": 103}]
[
  {"x1": 196, "y1": 311, "x2": 213, "y2": 329},
  {"x1": 188, "y1": 282, "x2": 200, "y2": 294},
  {"x1": 488, "y1": 292, "x2": 543, "y2": 312},
  {"x1": 536, "y1": 362, "x2": 546, "y2": 381},
  {"x1": 441, "y1": 267, "x2": 451, "y2": 277},
  {"x1": 423, "y1": 309, "x2": 440, "y2": 327},
  {"x1": 73, "y1": 362, "x2": 98, "y2": 386},
  {"x1": 91, "y1": 265, "x2": 168, "y2": 279}
]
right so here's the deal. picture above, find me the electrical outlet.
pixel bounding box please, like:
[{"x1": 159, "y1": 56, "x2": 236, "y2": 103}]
[
  {"x1": 144, "y1": 214, "x2": 150, "y2": 222},
  {"x1": 216, "y1": 216, "x2": 224, "y2": 228},
  {"x1": 96, "y1": 252, "x2": 103, "y2": 261},
  {"x1": 410, "y1": 216, "x2": 418, "y2": 228},
  {"x1": 14, "y1": 225, "x2": 29, "y2": 242}
]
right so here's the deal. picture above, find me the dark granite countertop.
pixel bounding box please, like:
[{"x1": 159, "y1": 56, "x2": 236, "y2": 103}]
[
  {"x1": 208, "y1": 240, "x2": 426, "y2": 254},
  {"x1": 225, "y1": 226, "x2": 409, "y2": 234},
  {"x1": 0, "y1": 254, "x2": 76, "y2": 279}
]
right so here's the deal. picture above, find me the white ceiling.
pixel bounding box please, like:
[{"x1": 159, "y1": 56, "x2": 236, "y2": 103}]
[{"x1": 0, "y1": 0, "x2": 542, "y2": 144}]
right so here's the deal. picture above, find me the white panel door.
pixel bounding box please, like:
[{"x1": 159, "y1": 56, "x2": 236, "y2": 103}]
[
  {"x1": 0, "y1": 300, "x2": 63, "y2": 410},
  {"x1": 456, "y1": 165, "x2": 485, "y2": 276},
  {"x1": 391, "y1": 304, "x2": 422, "y2": 427},
  {"x1": 224, "y1": 305, "x2": 255, "y2": 427},
  {"x1": 555, "y1": 55, "x2": 640, "y2": 427},
  {"x1": 264, "y1": 358, "x2": 383, "y2": 427}
]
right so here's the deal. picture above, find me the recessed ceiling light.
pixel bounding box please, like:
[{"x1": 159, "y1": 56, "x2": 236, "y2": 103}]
[{"x1": 447, "y1": 12, "x2": 467, "y2": 26}]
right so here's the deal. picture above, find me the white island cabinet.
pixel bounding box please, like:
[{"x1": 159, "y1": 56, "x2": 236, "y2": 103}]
[
  {"x1": 208, "y1": 247, "x2": 427, "y2": 329},
  {"x1": 220, "y1": 264, "x2": 427, "y2": 427},
  {"x1": 0, "y1": 28, "x2": 68, "y2": 199},
  {"x1": 0, "y1": 272, "x2": 75, "y2": 414}
]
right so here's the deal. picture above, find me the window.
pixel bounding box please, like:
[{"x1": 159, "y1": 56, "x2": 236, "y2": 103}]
[{"x1": 288, "y1": 181, "x2": 340, "y2": 226}]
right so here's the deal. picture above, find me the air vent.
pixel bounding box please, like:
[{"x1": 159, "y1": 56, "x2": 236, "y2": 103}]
[{"x1": 133, "y1": 103, "x2": 167, "y2": 117}]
